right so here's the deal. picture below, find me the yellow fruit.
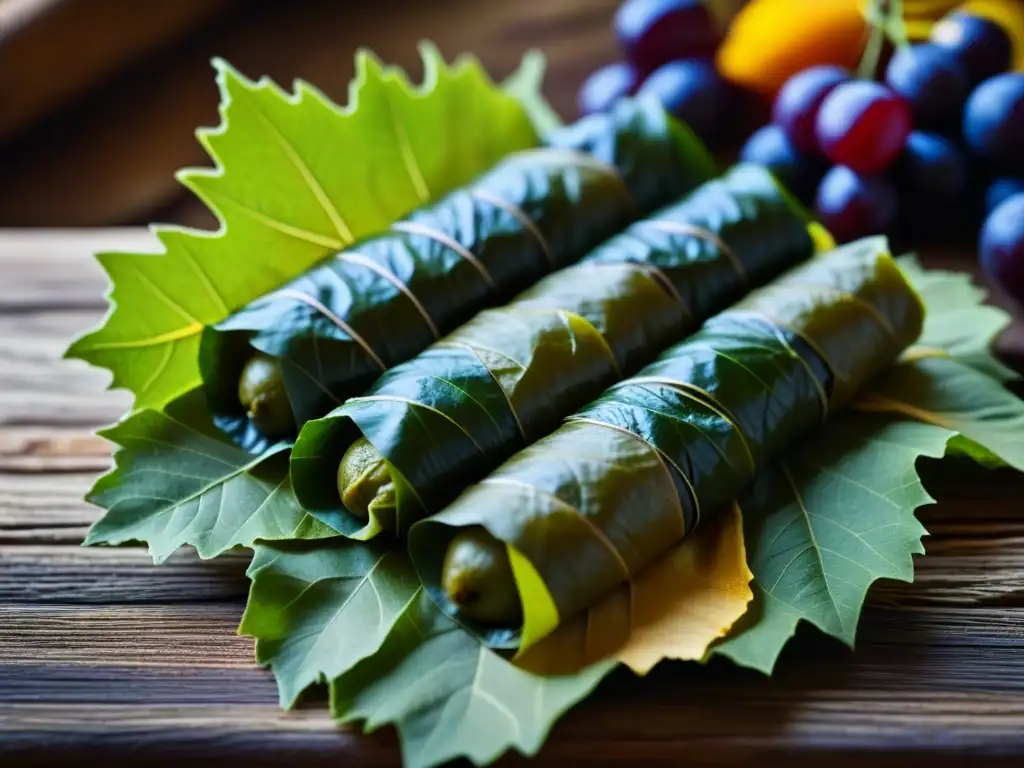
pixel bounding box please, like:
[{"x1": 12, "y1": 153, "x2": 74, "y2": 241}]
[{"x1": 717, "y1": 0, "x2": 869, "y2": 97}]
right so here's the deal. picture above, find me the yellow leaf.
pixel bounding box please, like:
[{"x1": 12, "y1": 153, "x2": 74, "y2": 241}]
[{"x1": 517, "y1": 504, "x2": 753, "y2": 676}]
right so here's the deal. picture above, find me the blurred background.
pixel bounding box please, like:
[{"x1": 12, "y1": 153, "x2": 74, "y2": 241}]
[
  {"x1": 0, "y1": 0, "x2": 630, "y2": 229},
  {"x1": 2, "y1": 0, "x2": 1022, "y2": 243}
]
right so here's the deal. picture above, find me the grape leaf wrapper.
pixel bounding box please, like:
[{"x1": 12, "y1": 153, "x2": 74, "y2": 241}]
[
  {"x1": 291, "y1": 165, "x2": 815, "y2": 538},
  {"x1": 200, "y1": 97, "x2": 715, "y2": 451},
  {"x1": 712, "y1": 253, "x2": 1023, "y2": 673},
  {"x1": 409, "y1": 238, "x2": 924, "y2": 649}
]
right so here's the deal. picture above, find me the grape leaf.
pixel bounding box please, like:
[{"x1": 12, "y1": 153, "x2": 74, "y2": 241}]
[
  {"x1": 518, "y1": 503, "x2": 752, "y2": 675},
  {"x1": 331, "y1": 592, "x2": 613, "y2": 768},
  {"x1": 712, "y1": 414, "x2": 951, "y2": 673},
  {"x1": 712, "y1": 259, "x2": 1024, "y2": 674},
  {"x1": 898, "y1": 256, "x2": 1017, "y2": 381},
  {"x1": 244, "y1": 477, "x2": 749, "y2": 720},
  {"x1": 239, "y1": 540, "x2": 421, "y2": 708},
  {"x1": 66, "y1": 43, "x2": 541, "y2": 411},
  {"x1": 239, "y1": 258, "x2": 1023, "y2": 765},
  {"x1": 501, "y1": 49, "x2": 565, "y2": 136},
  {"x1": 84, "y1": 388, "x2": 336, "y2": 562},
  {"x1": 859, "y1": 357, "x2": 1024, "y2": 472}
]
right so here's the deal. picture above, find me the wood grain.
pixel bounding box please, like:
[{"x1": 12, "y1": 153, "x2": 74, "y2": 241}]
[{"x1": 3, "y1": 222, "x2": 1024, "y2": 767}]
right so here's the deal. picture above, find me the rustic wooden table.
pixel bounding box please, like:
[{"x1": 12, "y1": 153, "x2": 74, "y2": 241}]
[{"x1": 3, "y1": 229, "x2": 1024, "y2": 767}]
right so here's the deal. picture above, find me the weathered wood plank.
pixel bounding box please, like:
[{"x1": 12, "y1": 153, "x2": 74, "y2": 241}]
[
  {"x1": 1, "y1": 516, "x2": 1022, "y2": 606},
  {"x1": 0, "y1": 311, "x2": 129, "y2": 427},
  {"x1": 0, "y1": 229, "x2": 156, "y2": 312},
  {"x1": 0, "y1": 428, "x2": 111, "y2": 473},
  {"x1": 0, "y1": 473, "x2": 99, "y2": 530},
  {"x1": 0, "y1": 546, "x2": 251, "y2": 603},
  {"x1": 0, "y1": 604, "x2": 251, "y2": 666},
  {"x1": 3, "y1": 607, "x2": 1024, "y2": 766},
  {"x1": 4, "y1": 603, "x2": 1024, "y2": 677}
]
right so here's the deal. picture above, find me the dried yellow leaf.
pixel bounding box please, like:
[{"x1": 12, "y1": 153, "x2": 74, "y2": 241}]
[{"x1": 518, "y1": 504, "x2": 753, "y2": 676}]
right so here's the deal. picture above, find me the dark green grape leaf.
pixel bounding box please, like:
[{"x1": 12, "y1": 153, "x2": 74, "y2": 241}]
[
  {"x1": 84, "y1": 388, "x2": 334, "y2": 562},
  {"x1": 331, "y1": 592, "x2": 613, "y2": 768},
  {"x1": 714, "y1": 257, "x2": 1024, "y2": 673},
  {"x1": 240, "y1": 540, "x2": 421, "y2": 708},
  {"x1": 713, "y1": 413, "x2": 951, "y2": 673},
  {"x1": 409, "y1": 241, "x2": 920, "y2": 649}
]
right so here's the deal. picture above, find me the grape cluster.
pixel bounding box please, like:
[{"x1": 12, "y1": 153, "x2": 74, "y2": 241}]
[
  {"x1": 580, "y1": 3, "x2": 1023, "y2": 302},
  {"x1": 578, "y1": 0, "x2": 742, "y2": 148},
  {"x1": 739, "y1": 9, "x2": 1023, "y2": 300}
]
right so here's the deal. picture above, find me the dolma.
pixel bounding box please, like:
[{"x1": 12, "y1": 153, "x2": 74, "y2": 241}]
[
  {"x1": 291, "y1": 165, "x2": 816, "y2": 539},
  {"x1": 407, "y1": 237, "x2": 925, "y2": 646},
  {"x1": 200, "y1": 99, "x2": 716, "y2": 452}
]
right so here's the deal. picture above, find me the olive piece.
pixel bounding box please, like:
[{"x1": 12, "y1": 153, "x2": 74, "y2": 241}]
[
  {"x1": 238, "y1": 353, "x2": 295, "y2": 438},
  {"x1": 441, "y1": 527, "x2": 522, "y2": 625},
  {"x1": 337, "y1": 437, "x2": 396, "y2": 527}
]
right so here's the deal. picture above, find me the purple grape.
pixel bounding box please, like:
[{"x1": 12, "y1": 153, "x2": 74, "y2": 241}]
[
  {"x1": 884, "y1": 43, "x2": 969, "y2": 127},
  {"x1": 963, "y1": 73, "x2": 1024, "y2": 170},
  {"x1": 614, "y1": 0, "x2": 721, "y2": 76},
  {"x1": 816, "y1": 81, "x2": 912, "y2": 174},
  {"x1": 896, "y1": 131, "x2": 969, "y2": 201},
  {"x1": 814, "y1": 165, "x2": 898, "y2": 243},
  {"x1": 930, "y1": 11, "x2": 1013, "y2": 85},
  {"x1": 740, "y1": 124, "x2": 823, "y2": 202},
  {"x1": 986, "y1": 177, "x2": 1024, "y2": 213},
  {"x1": 980, "y1": 193, "x2": 1024, "y2": 302},
  {"x1": 577, "y1": 62, "x2": 639, "y2": 116},
  {"x1": 772, "y1": 66, "x2": 851, "y2": 154},
  {"x1": 636, "y1": 59, "x2": 733, "y2": 144}
]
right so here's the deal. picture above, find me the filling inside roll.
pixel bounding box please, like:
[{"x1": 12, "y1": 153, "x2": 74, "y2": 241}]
[
  {"x1": 441, "y1": 528, "x2": 522, "y2": 624},
  {"x1": 338, "y1": 437, "x2": 526, "y2": 623},
  {"x1": 337, "y1": 437, "x2": 396, "y2": 523},
  {"x1": 236, "y1": 353, "x2": 294, "y2": 440}
]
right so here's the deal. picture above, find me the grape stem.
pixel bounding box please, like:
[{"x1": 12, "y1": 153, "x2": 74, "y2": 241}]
[{"x1": 858, "y1": 0, "x2": 910, "y2": 80}]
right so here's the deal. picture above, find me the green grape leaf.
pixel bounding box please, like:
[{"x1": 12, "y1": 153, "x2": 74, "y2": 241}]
[
  {"x1": 501, "y1": 49, "x2": 565, "y2": 136},
  {"x1": 859, "y1": 357, "x2": 1024, "y2": 472},
  {"x1": 235, "y1": 257, "x2": 1023, "y2": 765},
  {"x1": 899, "y1": 255, "x2": 1017, "y2": 381},
  {"x1": 713, "y1": 413, "x2": 951, "y2": 674},
  {"x1": 239, "y1": 540, "x2": 421, "y2": 708},
  {"x1": 331, "y1": 592, "x2": 613, "y2": 768},
  {"x1": 713, "y1": 258, "x2": 1024, "y2": 674},
  {"x1": 66, "y1": 42, "x2": 541, "y2": 411},
  {"x1": 84, "y1": 388, "x2": 335, "y2": 563}
]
